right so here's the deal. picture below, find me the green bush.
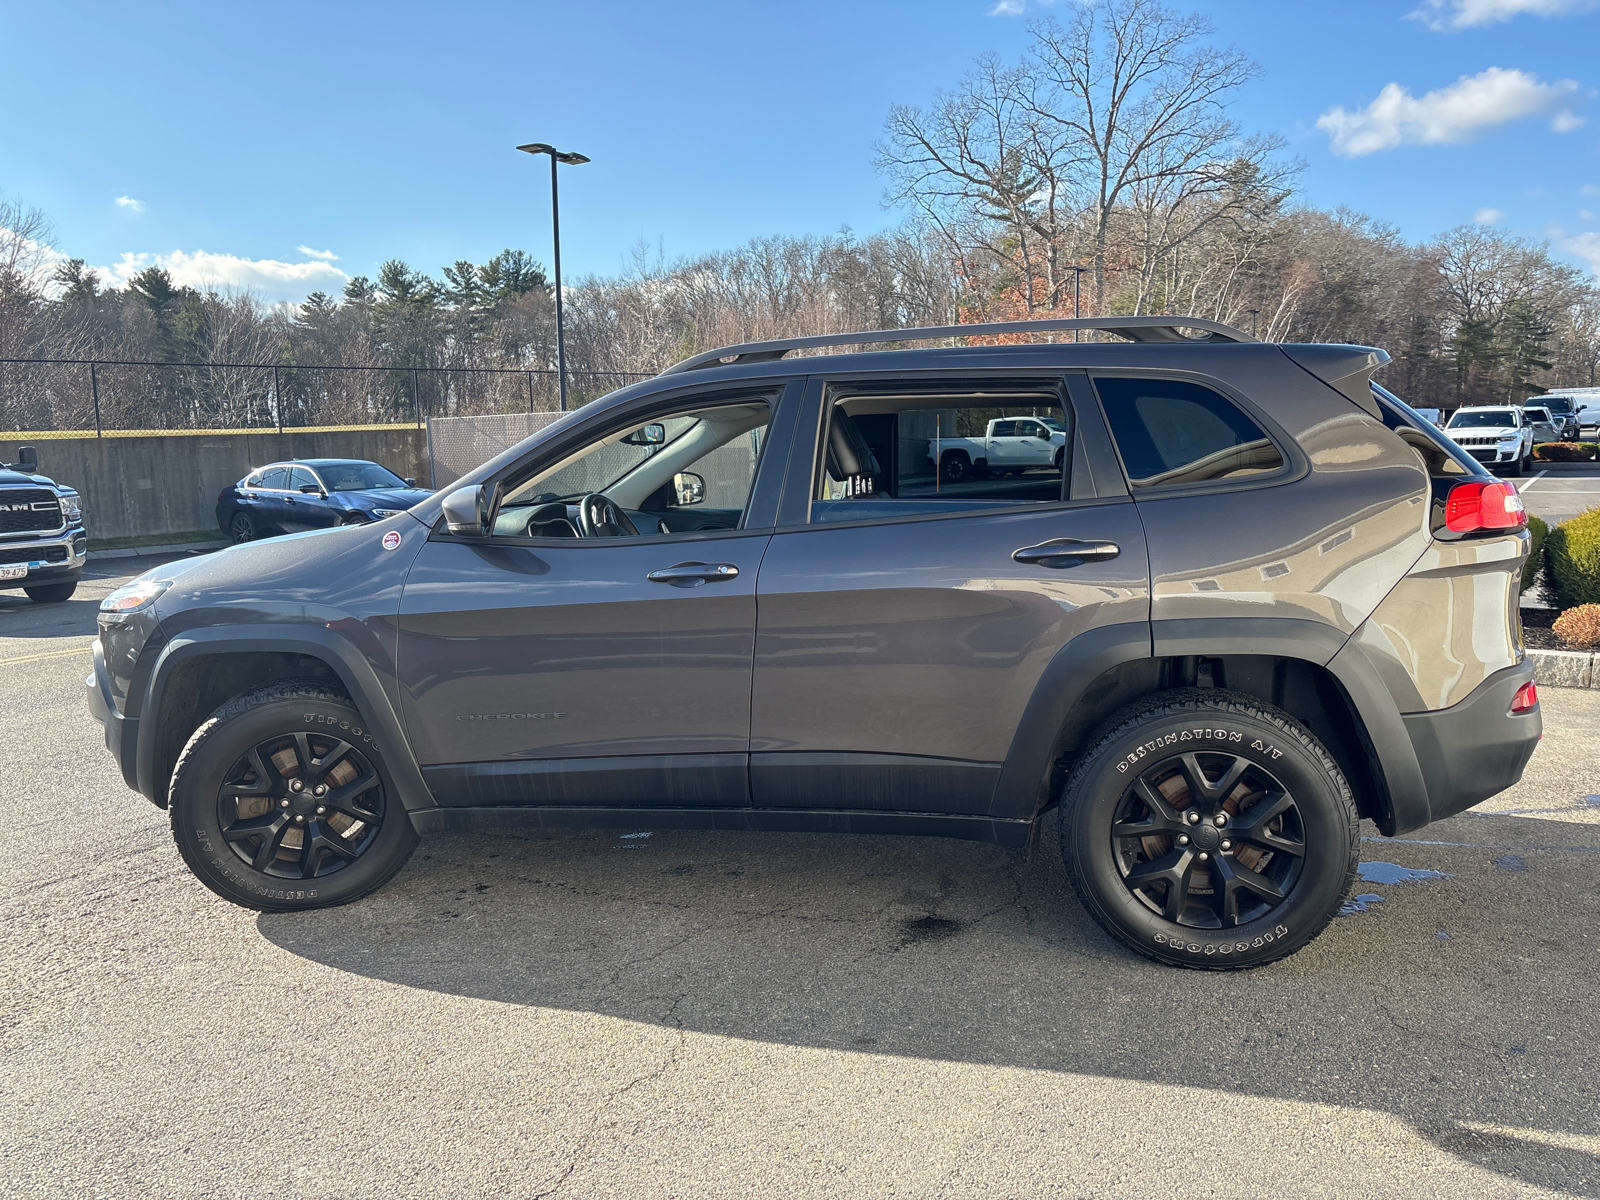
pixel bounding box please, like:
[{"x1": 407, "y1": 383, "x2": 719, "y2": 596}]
[
  {"x1": 1544, "y1": 508, "x2": 1600, "y2": 608},
  {"x1": 1523, "y1": 513, "x2": 1548, "y2": 592},
  {"x1": 1533, "y1": 442, "x2": 1598, "y2": 462}
]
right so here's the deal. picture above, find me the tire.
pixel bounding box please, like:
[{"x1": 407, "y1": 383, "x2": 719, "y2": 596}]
[
  {"x1": 1059, "y1": 688, "x2": 1359, "y2": 970},
  {"x1": 1054, "y1": 447, "x2": 1065, "y2": 469},
  {"x1": 228, "y1": 512, "x2": 257, "y2": 544},
  {"x1": 1507, "y1": 454, "x2": 1524, "y2": 476},
  {"x1": 24, "y1": 581, "x2": 77, "y2": 603},
  {"x1": 341, "y1": 513, "x2": 372, "y2": 526},
  {"x1": 168, "y1": 680, "x2": 419, "y2": 911},
  {"x1": 940, "y1": 452, "x2": 970, "y2": 484}
]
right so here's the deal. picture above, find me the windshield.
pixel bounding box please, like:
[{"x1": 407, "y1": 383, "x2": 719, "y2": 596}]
[
  {"x1": 319, "y1": 462, "x2": 408, "y2": 491},
  {"x1": 1526, "y1": 409, "x2": 1552, "y2": 422},
  {"x1": 505, "y1": 416, "x2": 701, "y2": 506},
  {"x1": 1447, "y1": 410, "x2": 1517, "y2": 429},
  {"x1": 1040, "y1": 417, "x2": 1066, "y2": 432}
]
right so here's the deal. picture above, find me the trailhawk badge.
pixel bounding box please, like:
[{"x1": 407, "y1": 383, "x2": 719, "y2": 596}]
[{"x1": 381, "y1": 530, "x2": 402, "y2": 551}]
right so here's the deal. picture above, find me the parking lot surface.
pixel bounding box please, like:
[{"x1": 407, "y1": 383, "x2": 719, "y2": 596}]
[
  {"x1": 1519, "y1": 462, "x2": 1600, "y2": 528},
  {"x1": 4, "y1": 552, "x2": 1600, "y2": 1198}
]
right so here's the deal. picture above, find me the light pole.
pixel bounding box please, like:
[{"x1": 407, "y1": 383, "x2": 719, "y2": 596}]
[
  {"x1": 1247, "y1": 308, "x2": 1260, "y2": 339},
  {"x1": 1066, "y1": 266, "x2": 1089, "y2": 342},
  {"x1": 517, "y1": 142, "x2": 590, "y2": 412}
]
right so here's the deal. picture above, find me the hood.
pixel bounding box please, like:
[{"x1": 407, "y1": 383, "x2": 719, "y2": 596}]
[
  {"x1": 1447, "y1": 425, "x2": 1520, "y2": 437},
  {"x1": 335, "y1": 487, "x2": 432, "y2": 507},
  {"x1": 0, "y1": 469, "x2": 53, "y2": 487}
]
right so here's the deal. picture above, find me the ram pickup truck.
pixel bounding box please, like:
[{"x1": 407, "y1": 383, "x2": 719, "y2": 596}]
[
  {"x1": 0, "y1": 445, "x2": 87, "y2": 602},
  {"x1": 930, "y1": 416, "x2": 1067, "y2": 483}
]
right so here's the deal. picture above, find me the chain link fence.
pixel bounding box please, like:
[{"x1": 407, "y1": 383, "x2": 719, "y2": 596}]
[{"x1": 0, "y1": 358, "x2": 649, "y2": 436}]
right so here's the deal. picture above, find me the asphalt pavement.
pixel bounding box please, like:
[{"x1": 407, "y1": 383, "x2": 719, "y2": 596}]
[
  {"x1": 1519, "y1": 461, "x2": 1600, "y2": 529},
  {"x1": 3, "y1": 553, "x2": 1600, "y2": 1198}
]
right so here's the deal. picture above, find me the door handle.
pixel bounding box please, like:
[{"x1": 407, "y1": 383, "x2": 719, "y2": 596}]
[
  {"x1": 647, "y1": 562, "x2": 741, "y2": 587},
  {"x1": 1012, "y1": 539, "x2": 1120, "y2": 566}
]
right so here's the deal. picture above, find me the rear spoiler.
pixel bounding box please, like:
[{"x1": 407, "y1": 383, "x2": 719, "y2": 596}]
[{"x1": 1279, "y1": 346, "x2": 1390, "y2": 419}]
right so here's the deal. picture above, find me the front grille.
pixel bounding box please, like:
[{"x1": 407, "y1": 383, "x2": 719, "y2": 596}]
[
  {"x1": 0, "y1": 544, "x2": 67, "y2": 565},
  {"x1": 1467, "y1": 449, "x2": 1498, "y2": 464},
  {"x1": 1453, "y1": 435, "x2": 1499, "y2": 447},
  {"x1": 0, "y1": 489, "x2": 61, "y2": 534}
]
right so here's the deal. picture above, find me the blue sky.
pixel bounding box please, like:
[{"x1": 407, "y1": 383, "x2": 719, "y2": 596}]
[{"x1": 3, "y1": 0, "x2": 1598, "y2": 302}]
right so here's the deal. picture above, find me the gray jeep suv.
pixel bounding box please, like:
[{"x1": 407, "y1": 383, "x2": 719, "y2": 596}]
[{"x1": 85, "y1": 316, "x2": 1541, "y2": 969}]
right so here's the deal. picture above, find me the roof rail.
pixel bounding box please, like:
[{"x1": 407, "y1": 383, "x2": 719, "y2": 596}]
[{"x1": 659, "y1": 315, "x2": 1256, "y2": 375}]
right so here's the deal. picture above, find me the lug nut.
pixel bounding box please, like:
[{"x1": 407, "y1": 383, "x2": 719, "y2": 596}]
[
  {"x1": 295, "y1": 815, "x2": 305, "y2": 824},
  {"x1": 1220, "y1": 839, "x2": 1232, "y2": 851},
  {"x1": 316, "y1": 806, "x2": 326, "y2": 815},
  {"x1": 1177, "y1": 834, "x2": 1190, "y2": 846},
  {"x1": 1198, "y1": 852, "x2": 1210, "y2": 862},
  {"x1": 1214, "y1": 814, "x2": 1228, "y2": 827},
  {"x1": 1187, "y1": 811, "x2": 1201, "y2": 825},
  {"x1": 280, "y1": 799, "x2": 290, "y2": 809},
  {"x1": 290, "y1": 780, "x2": 303, "y2": 792},
  {"x1": 313, "y1": 785, "x2": 326, "y2": 797}
]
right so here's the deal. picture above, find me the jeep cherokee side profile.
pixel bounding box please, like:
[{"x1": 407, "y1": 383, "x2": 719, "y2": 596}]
[{"x1": 85, "y1": 316, "x2": 1541, "y2": 969}]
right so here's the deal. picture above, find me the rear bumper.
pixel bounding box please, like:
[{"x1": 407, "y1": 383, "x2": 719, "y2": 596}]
[{"x1": 1402, "y1": 659, "x2": 1540, "y2": 824}]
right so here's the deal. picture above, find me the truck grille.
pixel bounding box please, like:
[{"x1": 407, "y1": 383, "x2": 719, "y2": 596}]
[
  {"x1": 0, "y1": 544, "x2": 67, "y2": 565},
  {"x1": 1453, "y1": 436, "x2": 1499, "y2": 447},
  {"x1": 0, "y1": 489, "x2": 62, "y2": 534}
]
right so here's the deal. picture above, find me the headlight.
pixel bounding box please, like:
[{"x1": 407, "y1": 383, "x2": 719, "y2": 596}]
[
  {"x1": 372, "y1": 508, "x2": 403, "y2": 518},
  {"x1": 60, "y1": 492, "x2": 81, "y2": 522},
  {"x1": 100, "y1": 577, "x2": 171, "y2": 614}
]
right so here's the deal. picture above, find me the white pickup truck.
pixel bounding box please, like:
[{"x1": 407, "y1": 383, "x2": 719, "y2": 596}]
[{"x1": 929, "y1": 416, "x2": 1068, "y2": 483}]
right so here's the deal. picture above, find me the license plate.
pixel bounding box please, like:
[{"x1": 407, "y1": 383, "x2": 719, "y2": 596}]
[{"x1": 0, "y1": 566, "x2": 26, "y2": 581}]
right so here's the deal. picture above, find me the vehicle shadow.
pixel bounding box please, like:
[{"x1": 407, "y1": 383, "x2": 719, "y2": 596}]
[
  {"x1": 258, "y1": 811, "x2": 1600, "y2": 1195},
  {"x1": 0, "y1": 591, "x2": 102, "y2": 637}
]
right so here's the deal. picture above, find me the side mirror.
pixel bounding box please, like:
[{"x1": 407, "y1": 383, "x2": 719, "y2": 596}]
[
  {"x1": 622, "y1": 423, "x2": 666, "y2": 447},
  {"x1": 404, "y1": 478, "x2": 417, "y2": 488},
  {"x1": 672, "y1": 472, "x2": 705, "y2": 507},
  {"x1": 298, "y1": 484, "x2": 324, "y2": 495},
  {"x1": 17, "y1": 446, "x2": 37, "y2": 472},
  {"x1": 441, "y1": 484, "x2": 491, "y2": 538}
]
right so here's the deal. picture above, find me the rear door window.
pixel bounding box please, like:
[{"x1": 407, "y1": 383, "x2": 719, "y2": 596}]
[
  {"x1": 255, "y1": 467, "x2": 289, "y2": 491},
  {"x1": 1094, "y1": 377, "x2": 1285, "y2": 489}
]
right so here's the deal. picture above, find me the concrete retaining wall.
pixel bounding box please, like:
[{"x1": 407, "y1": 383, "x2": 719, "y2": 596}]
[{"x1": 0, "y1": 428, "x2": 427, "y2": 541}]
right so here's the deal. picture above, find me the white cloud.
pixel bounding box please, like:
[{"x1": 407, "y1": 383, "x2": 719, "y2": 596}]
[
  {"x1": 296, "y1": 245, "x2": 339, "y2": 261},
  {"x1": 1581, "y1": 208, "x2": 1594, "y2": 220},
  {"x1": 89, "y1": 248, "x2": 347, "y2": 299},
  {"x1": 1582, "y1": 184, "x2": 1600, "y2": 197},
  {"x1": 1410, "y1": 0, "x2": 1597, "y2": 30},
  {"x1": 114, "y1": 195, "x2": 144, "y2": 212},
  {"x1": 1474, "y1": 207, "x2": 1504, "y2": 224},
  {"x1": 1316, "y1": 68, "x2": 1582, "y2": 157},
  {"x1": 987, "y1": 0, "x2": 1026, "y2": 12},
  {"x1": 1564, "y1": 231, "x2": 1600, "y2": 276},
  {"x1": 1552, "y1": 108, "x2": 1587, "y2": 132}
]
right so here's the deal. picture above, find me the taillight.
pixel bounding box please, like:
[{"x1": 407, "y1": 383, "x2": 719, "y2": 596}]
[
  {"x1": 1445, "y1": 480, "x2": 1527, "y2": 532},
  {"x1": 1510, "y1": 681, "x2": 1538, "y2": 714}
]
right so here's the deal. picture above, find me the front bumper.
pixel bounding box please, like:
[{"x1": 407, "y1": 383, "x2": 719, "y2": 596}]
[
  {"x1": 0, "y1": 529, "x2": 87, "y2": 588},
  {"x1": 1462, "y1": 446, "x2": 1522, "y2": 465},
  {"x1": 1402, "y1": 659, "x2": 1541, "y2": 824},
  {"x1": 86, "y1": 638, "x2": 142, "y2": 793}
]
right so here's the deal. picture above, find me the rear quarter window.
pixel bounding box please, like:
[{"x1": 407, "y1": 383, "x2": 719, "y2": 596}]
[{"x1": 1093, "y1": 377, "x2": 1285, "y2": 489}]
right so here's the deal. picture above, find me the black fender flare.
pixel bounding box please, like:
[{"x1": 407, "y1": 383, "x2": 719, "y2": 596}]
[
  {"x1": 990, "y1": 617, "x2": 1431, "y2": 835},
  {"x1": 134, "y1": 625, "x2": 436, "y2": 814}
]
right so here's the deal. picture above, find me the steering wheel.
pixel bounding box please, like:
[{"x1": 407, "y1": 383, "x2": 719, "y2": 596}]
[{"x1": 574, "y1": 493, "x2": 639, "y2": 538}]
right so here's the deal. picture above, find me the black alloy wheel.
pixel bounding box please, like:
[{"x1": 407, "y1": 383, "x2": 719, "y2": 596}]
[
  {"x1": 940, "y1": 453, "x2": 970, "y2": 484},
  {"x1": 229, "y1": 512, "x2": 257, "y2": 543},
  {"x1": 342, "y1": 513, "x2": 372, "y2": 526},
  {"x1": 168, "y1": 681, "x2": 418, "y2": 910},
  {"x1": 217, "y1": 731, "x2": 386, "y2": 881},
  {"x1": 1110, "y1": 752, "x2": 1304, "y2": 929},
  {"x1": 1060, "y1": 689, "x2": 1358, "y2": 969}
]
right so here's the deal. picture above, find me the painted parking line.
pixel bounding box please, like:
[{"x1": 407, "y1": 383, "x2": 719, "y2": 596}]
[
  {"x1": 0, "y1": 644, "x2": 93, "y2": 667},
  {"x1": 1519, "y1": 470, "x2": 1548, "y2": 491}
]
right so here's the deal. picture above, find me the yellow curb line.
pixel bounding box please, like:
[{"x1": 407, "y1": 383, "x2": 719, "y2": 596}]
[{"x1": 0, "y1": 645, "x2": 93, "y2": 666}]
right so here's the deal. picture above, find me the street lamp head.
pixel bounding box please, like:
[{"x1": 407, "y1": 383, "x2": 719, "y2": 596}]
[{"x1": 517, "y1": 142, "x2": 590, "y2": 165}]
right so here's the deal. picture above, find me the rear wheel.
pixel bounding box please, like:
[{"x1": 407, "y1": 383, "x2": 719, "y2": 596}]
[
  {"x1": 1060, "y1": 689, "x2": 1358, "y2": 970},
  {"x1": 24, "y1": 581, "x2": 76, "y2": 603},
  {"x1": 940, "y1": 452, "x2": 970, "y2": 484},
  {"x1": 228, "y1": 512, "x2": 257, "y2": 543},
  {"x1": 168, "y1": 681, "x2": 419, "y2": 911}
]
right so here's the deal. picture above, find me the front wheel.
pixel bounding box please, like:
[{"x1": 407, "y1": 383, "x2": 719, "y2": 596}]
[
  {"x1": 168, "y1": 681, "x2": 419, "y2": 911},
  {"x1": 24, "y1": 581, "x2": 77, "y2": 603},
  {"x1": 1060, "y1": 689, "x2": 1358, "y2": 970}
]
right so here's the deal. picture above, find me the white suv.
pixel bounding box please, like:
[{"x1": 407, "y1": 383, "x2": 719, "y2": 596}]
[{"x1": 1444, "y1": 407, "x2": 1534, "y2": 475}]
